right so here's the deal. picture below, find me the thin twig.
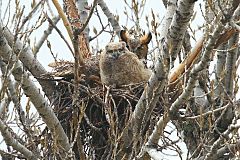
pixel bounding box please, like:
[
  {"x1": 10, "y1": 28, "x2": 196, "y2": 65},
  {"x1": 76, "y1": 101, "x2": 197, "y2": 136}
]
[
  {"x1": 52, "y1": 0, "x2": 73, "y2": 40},
  {"x1": 33, "y1": 16, "x2": 60, "y2": 55},
  {"x1": 46, "y1": 14, "x2": 74, "y2": 56},
  {"x1": 76, "y1": 0, "x2": 98, "y2": 34},
  {"x1": 184, "y1": 103, "x2": 230, "y2": 120}
]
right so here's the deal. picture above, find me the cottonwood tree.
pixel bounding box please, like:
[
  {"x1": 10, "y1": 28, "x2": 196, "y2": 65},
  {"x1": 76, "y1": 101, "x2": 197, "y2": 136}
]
[{"x1": 0, "y1": 0, "x2": 240, "y2": 159}]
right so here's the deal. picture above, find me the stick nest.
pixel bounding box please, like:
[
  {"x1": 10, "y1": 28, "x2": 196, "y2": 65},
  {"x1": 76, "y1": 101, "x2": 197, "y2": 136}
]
[{"x1": 47, "y1": 57, "x2": 163, "y2": 159}]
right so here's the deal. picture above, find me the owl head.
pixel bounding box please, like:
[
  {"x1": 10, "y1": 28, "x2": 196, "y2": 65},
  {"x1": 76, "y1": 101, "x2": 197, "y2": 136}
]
[
  {"x1": 120, "y1": 30, "x2": 152, "y2": 59},
  {"x1": 104, "y1": 41, "x2": 128, "y2": 59}
]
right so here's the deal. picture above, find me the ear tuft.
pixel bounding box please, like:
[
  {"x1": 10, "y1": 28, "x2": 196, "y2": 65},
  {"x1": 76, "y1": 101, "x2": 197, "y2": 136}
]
[
  {"x1": 140, "y1": 32, "x2": 152, "y2": 44},
  {"x1": 120, "y1": 30, "x2": 129, "y2": 42}
]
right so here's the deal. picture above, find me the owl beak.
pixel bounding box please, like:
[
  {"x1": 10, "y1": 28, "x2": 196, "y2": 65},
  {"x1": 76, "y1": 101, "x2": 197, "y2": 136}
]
[{"x1": 112, "y1": 51, "x2": 120, "y2": 59}]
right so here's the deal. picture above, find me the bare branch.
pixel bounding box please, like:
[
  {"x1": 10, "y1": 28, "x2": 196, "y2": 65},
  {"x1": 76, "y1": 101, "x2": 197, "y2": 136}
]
[
  {"x1": 216, "y1": 140, "x2": 240, "y2": 158},
  {"x1": 33, "y1": 16, "x2": 60, "y2": 55},
  {"x1": 146, "y1": 7, "x2": 226, "y2": 156},
  {"x1": 98, "y1": 0, "x2": 121, "y2": 36},
  {"x1": 46, "y1": 15, "x2": 74, "y2": 56},
  {"x1": 170, "y1": 22, "x2": 224, "y2": 118},
  {"x1": 0, "y1": 31, "x2": 71, "y2": 153},
  {"x1": 0, "y1": 23, "x2": 56, "y2": 100},
  {"x1": 76, "y1": 0, "x2": 98, "y2": 35},
  {"x1": 225, "y1": 32, "x2": 239, "y2": 96},
  {"x1": 214, "y1": 43, "x2": 227, "y2": 98},
  {"x1": 168, "y1": 0, "x2": 196, "y2": 62},
  {"x1": 0, "y1": 120, "x2": 37, "y2": 159},
  {"x1": 0, "y1": 59, "x2": 30, "y2": 133},
  {"x1": 64, "y1": 0, "x2": 91, "y2": 59},
  {"x1": 132, "y1": 0, "x2": 178, "y2": 147},
  {"x1": 205, "y1": 123, "x2": 240, "y2": 159},
  {"x1": 141, "y1": 0, "x2": 197, "y2": 151},
  {"x1": 185, "y1": 103, "x2": 230, "y2": 119},
  {"x1": 52, "y1": 0, "x2": 73, "y2": 40}
]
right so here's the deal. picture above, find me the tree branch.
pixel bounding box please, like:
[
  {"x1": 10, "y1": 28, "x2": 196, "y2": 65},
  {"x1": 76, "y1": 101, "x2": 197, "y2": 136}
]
[
  {"x1": 33, "y1": 16, "x2": 60, "y2": 55},
  {"x1": 76, "y1": 0, "x2": 98, "y2": 35},
  {"x1": 0, "y1": 23, "x2": 56, "y2": 100},
  {"x1": 168, "y1": 0, "x2": 196, "y2": 62},
  {"x1": 169, "y1": 22, "x2": 224, "y2": 118},
  {"x1": 143, "y1": 0, "x2": 196, "y2": 148},
  {"x1": 216, "y1": 140, "x2": 240, "y2": 158},
  {"x1": 146, "y1": 2, "x2": 224, "y2": 154},
  {"x1": 134, "y1": 0, "x2": 178, "y2": 145},
  {"x1": 205, "y1": 123, "x2": 240, "y2": 159},
  {"x1": 214, "y1": 43, "x2": 227, "y2": 98},
  {"x1": 0, "y1": 31, "x2": 71, "y2": 153},
  {"x1": 225, "y1": 32, "x2": 238, "y2": 96},
  {"x1": 0, "y1": 120, "x2": 37, "y2": 159},
  {"x1": 98, "y1": 0, "x2": 121, "y2": 36},
  {"x1": 52, "y1": 0, "x2": 73, "y2": 40}
]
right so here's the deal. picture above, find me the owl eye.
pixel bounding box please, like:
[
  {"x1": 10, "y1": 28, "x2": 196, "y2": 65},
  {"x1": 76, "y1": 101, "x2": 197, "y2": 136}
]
[
  {"x1": 107, "y1": 50, "x2": 114, "y2": 54},
  {"x1": 138, "y1": 46, "x2": 144, "y2": 50},
  {"x1": 118, "y1": 49, "x2": 124, "y2": 52}
]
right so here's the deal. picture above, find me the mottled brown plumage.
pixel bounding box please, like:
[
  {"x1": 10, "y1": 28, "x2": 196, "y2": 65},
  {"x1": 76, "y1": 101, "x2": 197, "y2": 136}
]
[{"x1": 100, "y1": 41, "x2": 152, "y2": 86}]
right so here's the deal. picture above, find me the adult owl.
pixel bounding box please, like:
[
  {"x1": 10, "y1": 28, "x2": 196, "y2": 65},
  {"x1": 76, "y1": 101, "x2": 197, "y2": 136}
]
[
  {"x1": 100, "y1": 41, "x2": 152, "y2": 86},
  {"x1": 120, "y1": 30, "x2": 152, "y2": 60}
]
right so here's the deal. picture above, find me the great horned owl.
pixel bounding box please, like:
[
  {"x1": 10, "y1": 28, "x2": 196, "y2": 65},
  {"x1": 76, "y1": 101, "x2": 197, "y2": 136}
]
[
  {"x1": 120, "y1": 30, "x2": 152, "y2": 60},
  {"x1": 100, "y1": 41, "x2": 152, "y2": 86}
]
